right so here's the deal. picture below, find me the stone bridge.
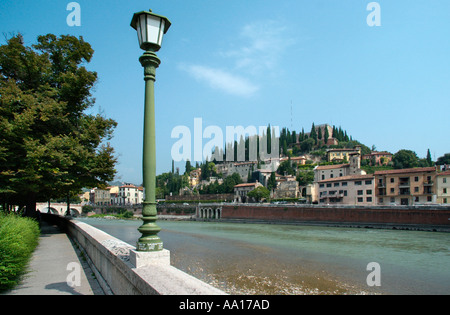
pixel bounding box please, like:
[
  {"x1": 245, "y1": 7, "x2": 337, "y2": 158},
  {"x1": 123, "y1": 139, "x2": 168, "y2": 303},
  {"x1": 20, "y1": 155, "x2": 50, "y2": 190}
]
[
  {"x1": 36, "y1": 203, "x2": 82, "y2": 216},
  {"x1": 196, "y1": 203, "x2": 223, "y2": 220}
]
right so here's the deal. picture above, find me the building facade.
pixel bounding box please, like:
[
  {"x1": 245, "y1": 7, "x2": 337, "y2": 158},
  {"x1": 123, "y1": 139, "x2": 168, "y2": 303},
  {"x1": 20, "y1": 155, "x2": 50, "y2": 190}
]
[
  {"x1": 362, "y1": 151, "x2": 393, "y2": 166},
  {"x1": 118, "y1": 184, "x2": 143, "y2": 205},
  {"x1": 436, "y1": 171, "x2": 450, "y2": 204},
  {"x1": 374, "y1": 167, "x2": 437, "y2": 206},
  {"x1": 314, "y1": 153, "x2": 365, "y2": 182},
  {"x1": 326, "y1": 146, "x2": 361, "y2": 162},
  {"x1": 233, "y1": 182, "x2": 263, "y2": 203},
  {"x1": 318, "y1": 174, "x2": 375, "y2": 205}
]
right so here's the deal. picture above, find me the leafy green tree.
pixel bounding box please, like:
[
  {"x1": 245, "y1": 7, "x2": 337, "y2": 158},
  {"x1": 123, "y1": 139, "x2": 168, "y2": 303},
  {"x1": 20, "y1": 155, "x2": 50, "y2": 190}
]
[
  {"x1": 277, "y1": 159, "x2": 296, "y2": 176},
  {"x1": 299, "y1": 138, "x2": 315, "y2": 153},
  {"x1": 296, "y1": 170, "x2": 314, "y2": 186},
  {"x1": 392, "y1": 150, "x2": 419, "y2": 169},
  {"x1": 223, "y1": 173, "x2": 242, "y2": 193},
  {"x1": 0, "y1": 34, "x2": 117, "y2": 215},
  {"x1": 247, "y1": 186, "x2": 270, "y2": 202},
  {"x1": 436, "y1": 153, "x2": 450, "y2": 166}
]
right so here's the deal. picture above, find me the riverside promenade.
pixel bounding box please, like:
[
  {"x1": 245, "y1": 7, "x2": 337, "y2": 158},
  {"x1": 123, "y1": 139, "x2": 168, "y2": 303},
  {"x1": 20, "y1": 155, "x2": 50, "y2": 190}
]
[{"x1": 5, "y1": 220, "x2": 104, "y2": 295}]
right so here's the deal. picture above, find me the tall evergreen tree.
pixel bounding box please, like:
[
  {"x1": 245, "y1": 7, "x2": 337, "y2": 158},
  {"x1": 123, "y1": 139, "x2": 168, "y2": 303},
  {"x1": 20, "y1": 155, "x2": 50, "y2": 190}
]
[{"x1": 426, "y1": 149, "x2": 433, "y2": 166}]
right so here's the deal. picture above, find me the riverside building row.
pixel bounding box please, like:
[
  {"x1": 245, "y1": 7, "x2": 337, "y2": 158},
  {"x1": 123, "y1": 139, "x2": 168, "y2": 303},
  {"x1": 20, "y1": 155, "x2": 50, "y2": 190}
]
[
  {"x1": 315, "y1": 163, "x2": 450, "y2": 206},
  {"x1": 82, "y1": 184, "x2": 144, "y2": 206}
]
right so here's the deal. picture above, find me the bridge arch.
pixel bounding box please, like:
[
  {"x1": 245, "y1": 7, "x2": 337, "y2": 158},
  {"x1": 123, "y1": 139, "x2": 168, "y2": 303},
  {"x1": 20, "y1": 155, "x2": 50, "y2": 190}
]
[
  {"x1": 197, "y1": 204, "x2": 222, "y2": 220},
  {"x1": 36, "y1": 203, "x2": 82, "y2": 217}
]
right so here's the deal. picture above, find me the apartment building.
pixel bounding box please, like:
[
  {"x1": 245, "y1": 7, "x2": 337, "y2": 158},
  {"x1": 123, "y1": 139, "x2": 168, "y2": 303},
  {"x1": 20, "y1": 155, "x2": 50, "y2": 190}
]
[
  {"x1": 118, "y1": 184, "x2": 144, "y2": 205},
  {"x1": 318, "y1": 174, "x2": 375, "y2": 205},
  {"x1": 374, "y1": 167, "x2": 437, "y2": 206},
  {"x1": 436, "y1": 171, "x2": 450, "y2": 204},
  {"x1": 90, "y1": 188, "x2": 110, "y2": 206}
]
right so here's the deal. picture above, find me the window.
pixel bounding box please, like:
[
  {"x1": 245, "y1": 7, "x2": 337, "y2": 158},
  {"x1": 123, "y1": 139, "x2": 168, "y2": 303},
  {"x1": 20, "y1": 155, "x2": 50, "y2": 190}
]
[
  {"x1": 414, "y1": 187, "x2": 419, "y2": 192},
  {"x1": 319, "y1": 184, "x2": 324, "y2": 188},
  {"x1": 367, "y1": 197, "x2": 372, "y2": 202},
  {"x1": 390, "y1": 178, "x2": 395, "y2": 183},
  {"x1": 322, "y1": 175, "x2": 325, "y2": 180},
  {"x1": 342, "y1": 182, "x2": 348, "y2": 187},
  {"x1": 366, "y1": 190, "x2": 372, "y2": 195},
  {"x1": 357, "y1": 190, "x2": 363, "y2": 195},
  {"x1": 326, "y1": 183, "x2": 332, "y2": 188},
  {"x1": 415, "y1": 196, "x2": 419, "y2": 202},
  {"x1": 390, "y1": 188, "x2": 395, "y2": 193},
  {"x1": 390, "y1": 197, "x2": 395, "y2": 203},
  {"x1": 414, "y1": 176, "x2": 419, "y2": 182},
  {"x1": 444, "y1": 178, "x2": 447, "y2": 184},
  {"x1": 427, "y1": 196, "x2": 432, "y2": 202},
  {"x1": 444, "y1": 188, "x2": 448, "y2": 194},
  {"x1": 379, "y1": 197, "x2": 383, "y2": 203},
  {"x1": 355, "y1": 181, "x2": 362, "y2": 186},
  {"x1": 357, "y1": 197, "x2": 363, "y2": 202},
  {"x1": 365, "y1": 180, "x2": 372, "y2": 185},
  {"x1": 334, "y1": 183, "x2": 340, "y2": 187},
  {"x1": 444, "y1": 198, "x2": 448, "y2": 204}
]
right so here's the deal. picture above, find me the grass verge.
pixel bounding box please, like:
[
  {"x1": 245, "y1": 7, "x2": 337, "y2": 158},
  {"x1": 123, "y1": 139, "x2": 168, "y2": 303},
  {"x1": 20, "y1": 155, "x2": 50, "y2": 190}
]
[{"x1": 0, "y1": 213, "x2": 40, "y2": 292}]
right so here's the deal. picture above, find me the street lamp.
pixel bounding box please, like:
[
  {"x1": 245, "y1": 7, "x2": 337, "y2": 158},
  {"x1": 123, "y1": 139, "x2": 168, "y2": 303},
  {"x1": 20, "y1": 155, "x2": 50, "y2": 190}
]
[{"x1": 131, "y1": 9, "x2": 171, "y2": 252}]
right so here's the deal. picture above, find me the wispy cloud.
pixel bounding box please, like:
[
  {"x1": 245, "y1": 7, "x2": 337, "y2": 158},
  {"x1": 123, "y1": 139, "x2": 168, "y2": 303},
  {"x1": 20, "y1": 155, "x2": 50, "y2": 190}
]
[
  {"x1": 223, "y1": 20, "x2": 296, "y2": 76},
  {"x1": 180, "y1": 19, "x2": 295, "y2": 97},
  {"x1": 180, "y1": 64, "x2": 259, "y2": 97}
]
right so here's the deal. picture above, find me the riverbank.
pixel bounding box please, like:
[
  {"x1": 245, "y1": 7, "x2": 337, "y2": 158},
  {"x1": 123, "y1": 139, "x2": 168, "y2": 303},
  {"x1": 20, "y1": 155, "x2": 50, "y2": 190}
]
[
  {"x1": 79, "y1": 217, "x2": 450, "y2": 295},
  {"x1": 84, "y1": 212, "x2": 450, "y2": 233}
]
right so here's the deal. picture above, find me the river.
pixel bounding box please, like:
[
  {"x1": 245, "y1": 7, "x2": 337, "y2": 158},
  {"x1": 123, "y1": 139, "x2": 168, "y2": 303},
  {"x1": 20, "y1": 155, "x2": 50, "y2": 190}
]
[{"x1": 78, "y1": 218, "x2": 450, "y2": 295}]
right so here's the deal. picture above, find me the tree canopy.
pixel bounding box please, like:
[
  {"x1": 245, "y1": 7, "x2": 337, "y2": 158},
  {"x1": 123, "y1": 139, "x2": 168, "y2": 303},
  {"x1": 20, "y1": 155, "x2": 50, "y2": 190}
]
[{"x1": 0, "y1": 34, "x2": 117, "y2": 214}]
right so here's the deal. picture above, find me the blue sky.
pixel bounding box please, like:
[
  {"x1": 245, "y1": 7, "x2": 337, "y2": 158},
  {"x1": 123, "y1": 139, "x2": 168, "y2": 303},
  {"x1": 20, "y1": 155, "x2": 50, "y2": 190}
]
[{"x1": 1, "y1": 1, "x2": 449, "y2": 185}]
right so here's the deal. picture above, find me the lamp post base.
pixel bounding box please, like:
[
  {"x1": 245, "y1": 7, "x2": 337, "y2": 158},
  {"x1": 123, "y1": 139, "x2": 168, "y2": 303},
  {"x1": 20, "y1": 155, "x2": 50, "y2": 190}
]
[{"x1": 137, "y1": 203, "x2": 163, "y2": 252}]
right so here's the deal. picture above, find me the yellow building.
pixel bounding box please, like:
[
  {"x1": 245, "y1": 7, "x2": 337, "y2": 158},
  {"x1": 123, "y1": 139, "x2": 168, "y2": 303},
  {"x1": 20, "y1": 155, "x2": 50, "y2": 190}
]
[
  {"x1": 327, "y1": 146, "x2": 361, "y2": 162},
  {"x1": 436, "y1": 171, "x2": 450, "y2": 204}
]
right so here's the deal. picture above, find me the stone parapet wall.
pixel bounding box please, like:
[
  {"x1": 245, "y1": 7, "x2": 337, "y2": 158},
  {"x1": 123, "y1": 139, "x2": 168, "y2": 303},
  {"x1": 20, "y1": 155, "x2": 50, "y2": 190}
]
[{"x1": 42, "y1": 214, "x2": 225, "y2": 295}]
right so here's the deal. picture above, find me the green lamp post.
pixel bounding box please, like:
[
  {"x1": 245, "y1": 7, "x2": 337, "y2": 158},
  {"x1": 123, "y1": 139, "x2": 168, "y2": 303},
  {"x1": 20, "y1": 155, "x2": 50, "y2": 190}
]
[{"x1": 131, "y1": 9, "x2": 171, "y2": 252}]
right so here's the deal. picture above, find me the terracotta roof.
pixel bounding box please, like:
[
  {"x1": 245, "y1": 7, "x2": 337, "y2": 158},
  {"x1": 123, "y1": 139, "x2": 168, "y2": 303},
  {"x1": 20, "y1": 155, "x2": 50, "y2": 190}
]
[
  {"x1": 318, "y1": 174, "x2": 374, "y2": 183},
  {"x1": 120, "y1": 184, "x2": 137, "y2": 188},
  {"x1": 437, "y1": 170, "x2": 450, "y2": 176},
  {"x1": 327, "y1": 148, "x2": 359, "y2": 152},
  {"x1": 364, "y1": 151, "x2": 392, "y2": 156},
  {"x1": 234, "y1": 183, "x2": 259, "y2": 188},
  {"x1": 374, "y1": 167, "x2": 436, "y2": 176},
  {"x1": 315, "y1": 164, "x2": 349, "y2": 170}
]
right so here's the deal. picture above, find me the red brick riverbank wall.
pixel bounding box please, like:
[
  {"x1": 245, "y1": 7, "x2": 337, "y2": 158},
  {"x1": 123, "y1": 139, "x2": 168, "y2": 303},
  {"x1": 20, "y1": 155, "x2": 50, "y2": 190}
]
[{"x1": 221, "y1": 205, "x2": 450, "y2": 226}]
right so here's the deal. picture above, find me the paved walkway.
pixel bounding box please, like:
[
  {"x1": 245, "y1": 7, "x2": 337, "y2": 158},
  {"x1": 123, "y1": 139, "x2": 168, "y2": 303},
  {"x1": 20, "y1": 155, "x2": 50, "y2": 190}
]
[{"x1": 5, "y1": 220, "x2": 104, "y2": 295}]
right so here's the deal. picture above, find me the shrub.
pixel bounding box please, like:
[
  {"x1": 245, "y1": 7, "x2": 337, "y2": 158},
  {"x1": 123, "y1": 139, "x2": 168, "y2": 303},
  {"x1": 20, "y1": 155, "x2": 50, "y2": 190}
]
[{"x1": 0, "y1": 213, "x2": 40, "y2": 292}]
